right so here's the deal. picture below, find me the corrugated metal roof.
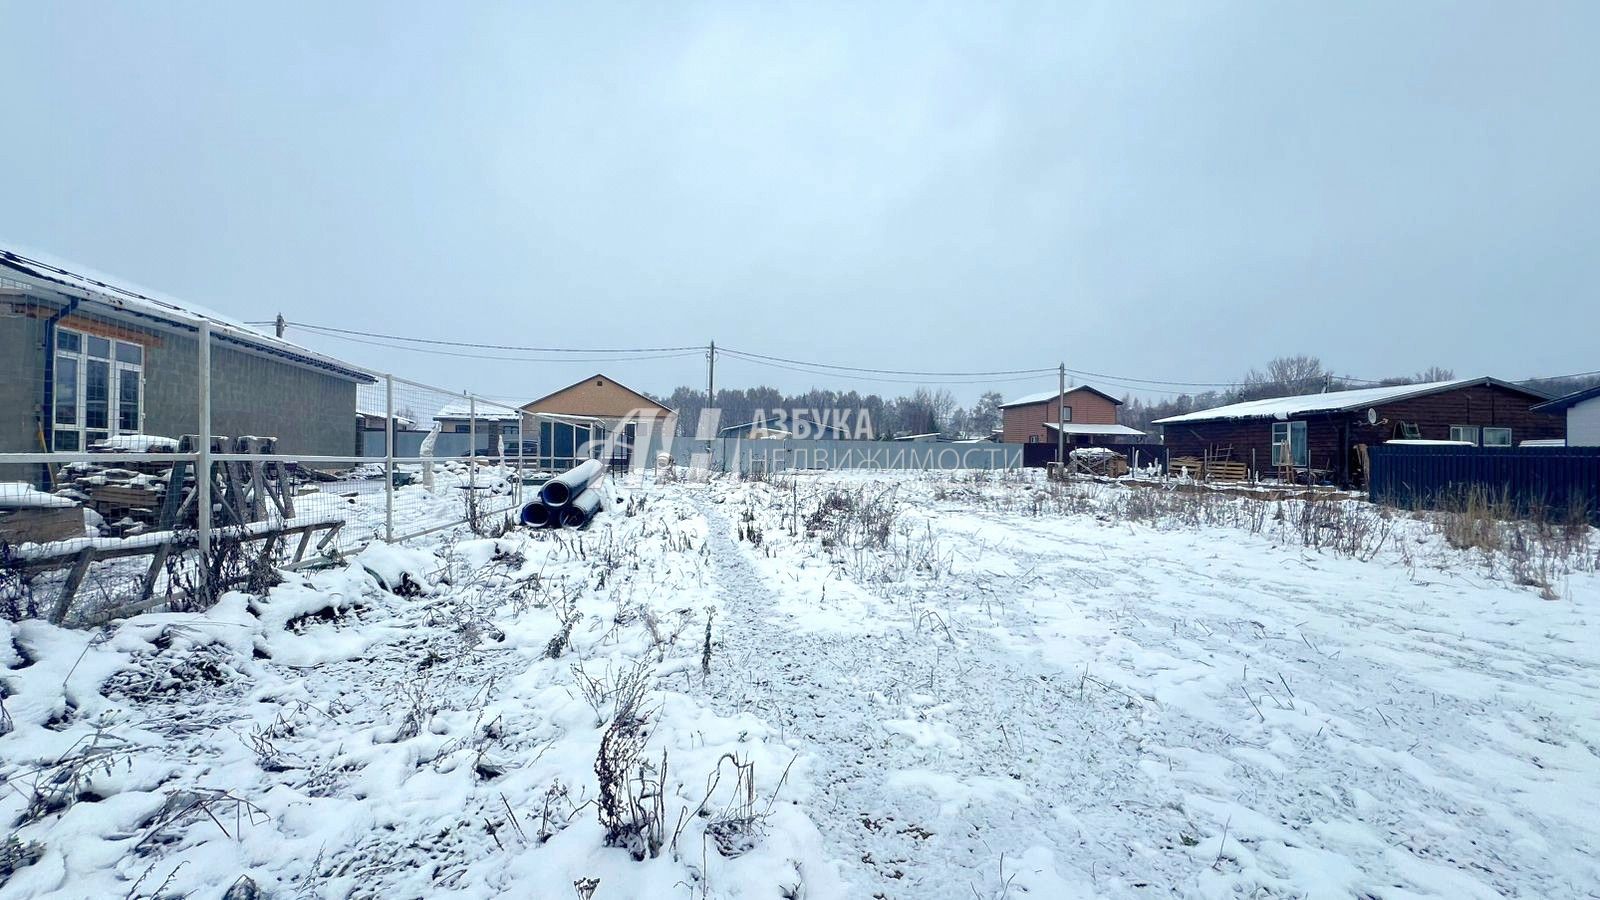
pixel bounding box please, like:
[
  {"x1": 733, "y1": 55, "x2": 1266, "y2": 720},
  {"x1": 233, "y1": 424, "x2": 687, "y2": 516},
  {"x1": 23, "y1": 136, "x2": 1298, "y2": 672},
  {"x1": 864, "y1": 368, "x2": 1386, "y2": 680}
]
[
  {"x1": 1152, "y1": 378, "x2": 1549, "y2": 425},
  {"x1": 1531, "y1": 383, "x2": 1600, "y2": 414},
  {"x1": 1000, "y1": 384, "x2": 1122, "y2": 409},
  {"x1": 0, "y1": 245, "x2": 375, "y2": 382},
  {"x1": 1043, "y1": 423, "x2": 1146, "y2": 436}
]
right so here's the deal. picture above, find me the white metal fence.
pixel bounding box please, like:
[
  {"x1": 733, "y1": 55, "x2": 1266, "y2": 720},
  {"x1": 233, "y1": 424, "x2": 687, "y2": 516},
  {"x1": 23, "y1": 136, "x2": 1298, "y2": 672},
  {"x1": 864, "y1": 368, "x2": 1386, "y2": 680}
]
[{"x1": 1, "y1": 309, "x2": 527, "y2": 624}]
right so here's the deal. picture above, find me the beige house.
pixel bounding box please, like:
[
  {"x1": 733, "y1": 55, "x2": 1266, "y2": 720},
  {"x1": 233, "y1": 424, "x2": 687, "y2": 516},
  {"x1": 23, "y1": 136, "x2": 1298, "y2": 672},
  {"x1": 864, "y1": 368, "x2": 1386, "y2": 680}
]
[{"x1": 519, "y1": 374, "x2": 676, "y2": 470}]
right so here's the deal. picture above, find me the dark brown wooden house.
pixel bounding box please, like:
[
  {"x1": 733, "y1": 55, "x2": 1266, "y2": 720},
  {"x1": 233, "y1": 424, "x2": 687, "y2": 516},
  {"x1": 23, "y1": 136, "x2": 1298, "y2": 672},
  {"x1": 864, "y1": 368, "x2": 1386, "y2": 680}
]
[{"x1": 1153, "y1": 377, "x2": 1561, "y2": 485}]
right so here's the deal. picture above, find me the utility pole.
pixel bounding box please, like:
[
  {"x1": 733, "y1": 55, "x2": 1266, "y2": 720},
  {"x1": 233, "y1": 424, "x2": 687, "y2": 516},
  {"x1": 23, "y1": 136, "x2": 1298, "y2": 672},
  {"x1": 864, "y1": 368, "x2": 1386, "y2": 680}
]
[
  {"x1": 274, "y1": 313, "x2": 286, "y2": 338},
  {"x1": 707, "y1": 340, "x2": 716, "y2": 411},
  {"x1": 1057, "y1": 362, "x2": 1066, "y2": 473}
]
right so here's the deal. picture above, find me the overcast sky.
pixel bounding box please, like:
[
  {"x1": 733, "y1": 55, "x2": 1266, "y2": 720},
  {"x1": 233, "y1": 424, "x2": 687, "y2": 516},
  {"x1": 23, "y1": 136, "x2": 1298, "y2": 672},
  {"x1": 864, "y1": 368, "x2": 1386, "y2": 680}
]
[{"x1": 3, "y1": 1, "x2": 1596, "y2": 406}]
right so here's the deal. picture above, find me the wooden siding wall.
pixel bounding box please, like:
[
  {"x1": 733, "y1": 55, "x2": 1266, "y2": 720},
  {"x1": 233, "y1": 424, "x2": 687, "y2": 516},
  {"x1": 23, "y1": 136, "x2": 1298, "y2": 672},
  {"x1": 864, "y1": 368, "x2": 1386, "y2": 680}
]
[
  {"x1": 1160, "y1": 384, "x2": 1565, "y2": 479},
  {"x1": 522, "y1": 377, "x2": 671, "y2": 420},
  {"x1": 1000, "y1": 388, "x2": 1119, "y2": 443}
]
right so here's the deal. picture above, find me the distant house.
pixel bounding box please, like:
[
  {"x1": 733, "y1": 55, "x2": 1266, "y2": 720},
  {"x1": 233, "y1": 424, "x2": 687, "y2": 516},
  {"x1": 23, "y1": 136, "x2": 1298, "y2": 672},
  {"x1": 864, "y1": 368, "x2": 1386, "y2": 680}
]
[
  {"x1": 1154, "y1": 377, "x2": 1561, "y2": 483},
  {"x1": 433, "y1": 402, "x2": 524, "y2": 455},
  {"x1": 519, "y1": 374, "x2": 676, "y2": 470},
  {"x1": 1531, "y1": 383, "x2": 1600, "y2": 446},
  {"x1": 356, "y1": 401, "x2": 414, "y2": 433},
  {"x1": 999, "y1": 385, "x2": 1146, "y2": 449},
  {"x1": 718, "y1": 415, "x2": 852, "y2": 440},
  {"x1": 0, "y1": 247, "x2": 372, "y2": 468}
]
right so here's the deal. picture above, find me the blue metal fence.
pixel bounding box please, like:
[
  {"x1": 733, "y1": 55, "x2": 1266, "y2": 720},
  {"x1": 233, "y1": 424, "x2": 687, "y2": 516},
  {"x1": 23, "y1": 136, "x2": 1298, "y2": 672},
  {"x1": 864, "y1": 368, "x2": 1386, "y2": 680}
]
[{"x1": 1368, "y1": 444, "x2": 1600, "y2": 522}]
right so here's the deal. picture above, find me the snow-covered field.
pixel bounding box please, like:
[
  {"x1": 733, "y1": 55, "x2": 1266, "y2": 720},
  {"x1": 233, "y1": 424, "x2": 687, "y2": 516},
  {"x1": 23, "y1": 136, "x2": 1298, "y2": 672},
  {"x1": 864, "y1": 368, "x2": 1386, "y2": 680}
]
[{"x1": 3, "y1": 470, "x2": 1597, "y2": 898}]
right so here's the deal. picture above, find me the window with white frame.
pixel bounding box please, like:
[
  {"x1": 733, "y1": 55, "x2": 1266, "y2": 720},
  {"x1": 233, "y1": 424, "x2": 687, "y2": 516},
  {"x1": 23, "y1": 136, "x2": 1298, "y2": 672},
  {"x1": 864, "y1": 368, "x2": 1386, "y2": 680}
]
[
  {"x1": 1449, "y1": 425, "x2": 1480, "y2": 445},
  {"x1": 1482, "y1": 427, "x2": 1512, "y2": 447},
  {"x1": 1060, "y1": 405, "x2": 1073, "y2": 423},
  {"x1": 1270, "y1": 420, "x2": 1308, "y2": 467},
  {"x1": 52, "y1": 327, "x2": 144, "y2": 451}
]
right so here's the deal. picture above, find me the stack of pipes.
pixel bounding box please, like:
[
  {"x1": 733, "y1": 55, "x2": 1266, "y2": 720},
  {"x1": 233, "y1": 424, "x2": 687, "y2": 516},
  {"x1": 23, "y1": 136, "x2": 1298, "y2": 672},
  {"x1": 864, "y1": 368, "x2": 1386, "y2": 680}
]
[{"x1": 519, "y1": 459, "x2": 606, "y2": 529}]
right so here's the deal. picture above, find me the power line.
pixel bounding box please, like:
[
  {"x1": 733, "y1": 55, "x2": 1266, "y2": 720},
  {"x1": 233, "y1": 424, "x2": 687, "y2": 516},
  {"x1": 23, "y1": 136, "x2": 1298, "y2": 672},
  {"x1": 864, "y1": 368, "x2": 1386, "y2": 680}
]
[
  {"x1": 718, "y1": 350, "x2": 1050, "y2": 386},
  {"x1": 292, "y1": 324, "x2": 703, "y2": 363},
  {"x1": 278, "y1": 319, "x2": 701, "y2": 354},
  {"x1": 720, "y1": 346, "x2": 1056, "y2": 377},
  {"x1": 273, "y1": 317, "x2": 1600, "y2": 395}
]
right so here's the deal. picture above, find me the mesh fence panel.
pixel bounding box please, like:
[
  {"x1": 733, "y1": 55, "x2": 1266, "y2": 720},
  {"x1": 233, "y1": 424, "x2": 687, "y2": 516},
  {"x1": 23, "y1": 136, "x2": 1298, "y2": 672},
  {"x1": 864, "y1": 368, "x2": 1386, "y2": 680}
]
[{"x1": 2, "y1": 307, "x2": 525, "y2": 625}]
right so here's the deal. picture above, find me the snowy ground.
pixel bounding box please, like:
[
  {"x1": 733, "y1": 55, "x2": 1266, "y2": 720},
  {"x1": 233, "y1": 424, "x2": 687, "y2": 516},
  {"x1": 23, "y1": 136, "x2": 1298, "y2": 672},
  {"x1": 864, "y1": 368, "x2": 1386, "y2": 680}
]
[{"x1": 2, "y1": 470, "x2": 1597, "y2": 898}]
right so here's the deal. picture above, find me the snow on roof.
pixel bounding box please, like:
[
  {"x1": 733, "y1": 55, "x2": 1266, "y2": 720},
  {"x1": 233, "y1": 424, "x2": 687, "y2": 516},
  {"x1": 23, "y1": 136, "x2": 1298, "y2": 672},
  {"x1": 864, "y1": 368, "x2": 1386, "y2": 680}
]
[
  {"x1": 1385, "y1": 439, "x2": 1476, "y2": 446},
  {"x1": 530, "y1": 412, "x2": 606, "y2": 425},
  {"x1": 92, "y1": 434, "x2": 179, "y2": 452},
  {"x1": 0, "y1": 244, "x2": 373, "y2": 382},
  {"x1": 356, "y1": 400, "x2": 415, "y2": 427},
  {"x1": 1152, "y1": 378, "x2": 1547, "y2": 425},
  {"x1": 1000, "y1": 385, "x2": 1122, "y2": 409},
  {"x1": 1519, "y1": 438, "x2": 1567, "y2": 447},
  {"x1": 434, "y1": 401, "x2": 523, "y2": 422},
  {"x1": 1042, "y1": 423, "x2": 1146, "y2": 436}
]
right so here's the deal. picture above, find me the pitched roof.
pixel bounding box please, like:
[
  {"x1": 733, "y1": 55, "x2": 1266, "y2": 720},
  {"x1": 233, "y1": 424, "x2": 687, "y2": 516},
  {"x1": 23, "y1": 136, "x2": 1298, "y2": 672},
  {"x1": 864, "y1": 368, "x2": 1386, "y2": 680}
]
[
  {"x1": 434, "y1": 401, "x2": 523, "y2": 423},
  {"x1": 1153, "y1": 378, "x2": 1551, "y2": 425},
  {"x1": 1043, "y1": 423, "x2": 1146, "y2": 436},
  {"x1": 520, "y1": 373, "x2": 673, "y2": 415},
  {"x1": 0, "y1": 245, "x2": 374, "y2": 382},
  {"x1": 1531, "y1": 383, "x2": 1600, "y2": 414},
  {"x1": 1000, "y1": 385, "x2": 1122, "y2": 409}
]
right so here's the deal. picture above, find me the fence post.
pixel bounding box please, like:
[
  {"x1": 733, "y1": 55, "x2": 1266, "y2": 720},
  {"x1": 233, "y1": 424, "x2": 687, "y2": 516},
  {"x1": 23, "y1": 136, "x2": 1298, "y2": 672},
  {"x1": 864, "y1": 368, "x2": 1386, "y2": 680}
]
[
  {"x1": 196, "y1": 320, "x2": 212, "y2": 575},
  {"x1": 516, "y1": 410, "x2": 524, "y2": 507},
  {"x1": 385, "y1": 374, "x2": 395, "y2": 543},
  {"x1": 468, "y1": 395, "x2": 477, "y2": 526}
]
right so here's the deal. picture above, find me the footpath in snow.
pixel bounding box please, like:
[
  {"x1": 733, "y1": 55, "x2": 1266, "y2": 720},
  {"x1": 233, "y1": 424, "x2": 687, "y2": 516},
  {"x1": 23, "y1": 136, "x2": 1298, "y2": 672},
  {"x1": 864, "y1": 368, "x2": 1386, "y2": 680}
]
[{"x1": 696, "y1": 471, "x2": 1600, "y2": 899}]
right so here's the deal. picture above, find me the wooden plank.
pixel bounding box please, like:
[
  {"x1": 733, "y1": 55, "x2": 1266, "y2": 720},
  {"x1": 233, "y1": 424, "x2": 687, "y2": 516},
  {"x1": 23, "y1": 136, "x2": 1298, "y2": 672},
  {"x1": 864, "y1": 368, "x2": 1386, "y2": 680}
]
[
  {"x1": 50, "y1": 547, "x2": 97, "y2": 624},
  {"x1": 157, "y1": 436, "x2": 196, "y2": 528},
  {"x1": 314, "y1": 521, "x2": 344, "y2": 551},
  {"x1": 137, "y1": 541, "x2": 173, "y2": 605},
  {"x1": 0, "y1": 507, "x2": 87, "y2": 544},
  {"x1": 292, "y1": 526, "x2": 314, "y2": 563}
]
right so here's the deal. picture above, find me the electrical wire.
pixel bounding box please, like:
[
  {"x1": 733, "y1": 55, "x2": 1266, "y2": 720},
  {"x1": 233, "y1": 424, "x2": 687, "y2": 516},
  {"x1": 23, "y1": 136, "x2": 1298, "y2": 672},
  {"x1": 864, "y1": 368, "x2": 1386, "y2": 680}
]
[
  {"x1": 291, "y1": 324, "x2": 703, "y2": 363},
  {"x1": 718, "y1": 350, "x2": 1052, "y2": 386},
  {"x1": 277, "y1": 319, "x2": 702, "y2": 354},
  {"x1": 719, "y1": 346, "x2": 1055, "y2": 377},
  {"x1": 270, "y1": 318, "x2": 1600, "y2": 395}
]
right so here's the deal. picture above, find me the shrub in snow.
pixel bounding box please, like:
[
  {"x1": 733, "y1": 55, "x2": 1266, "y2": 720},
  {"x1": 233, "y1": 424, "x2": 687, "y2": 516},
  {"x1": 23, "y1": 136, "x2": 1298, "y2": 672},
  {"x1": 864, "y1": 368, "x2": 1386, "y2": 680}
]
[
  {"x1": 0, "y1": 836, "x2": 44, "y2": 880},
  {"x1": 594, "y1": 663, "x2": 664, "y2": 860}
]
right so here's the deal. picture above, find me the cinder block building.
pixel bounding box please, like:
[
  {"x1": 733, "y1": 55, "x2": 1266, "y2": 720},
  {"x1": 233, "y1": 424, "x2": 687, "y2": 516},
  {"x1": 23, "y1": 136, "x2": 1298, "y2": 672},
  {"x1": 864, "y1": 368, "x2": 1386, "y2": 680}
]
[{"x1": 0, "y1": 247, "x2": 372, "y2": 463}]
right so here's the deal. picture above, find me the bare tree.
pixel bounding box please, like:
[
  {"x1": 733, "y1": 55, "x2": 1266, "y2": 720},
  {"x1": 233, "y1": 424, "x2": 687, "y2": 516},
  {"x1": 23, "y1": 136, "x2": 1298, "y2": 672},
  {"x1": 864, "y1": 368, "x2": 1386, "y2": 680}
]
[{"x1": 969, "y1": 390, "x2": 1004, "y2": 436}]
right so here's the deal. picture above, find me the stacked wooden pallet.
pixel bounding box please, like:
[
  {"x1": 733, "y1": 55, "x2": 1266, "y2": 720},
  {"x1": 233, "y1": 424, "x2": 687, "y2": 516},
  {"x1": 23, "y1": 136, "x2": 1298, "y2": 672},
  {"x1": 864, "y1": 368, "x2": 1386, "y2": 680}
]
[
  {"x1": 56, "y1": 463, "x2": 167, "y2": 535},
  {"x1": 1167, "y1": 456, "x2": 1250, "y2": 482}
]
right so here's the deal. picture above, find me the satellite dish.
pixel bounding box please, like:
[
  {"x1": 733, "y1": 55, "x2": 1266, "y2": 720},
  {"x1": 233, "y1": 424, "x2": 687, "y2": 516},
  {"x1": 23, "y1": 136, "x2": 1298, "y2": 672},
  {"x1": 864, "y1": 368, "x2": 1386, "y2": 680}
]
[{"x1": 1366, "y1": 408, "x2": 1379, "y2": 425}]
